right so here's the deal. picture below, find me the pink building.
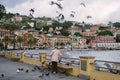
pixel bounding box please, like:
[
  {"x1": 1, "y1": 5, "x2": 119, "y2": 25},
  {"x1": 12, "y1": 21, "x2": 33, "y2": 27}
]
[{"x1": 89, "y1": 36, "x2": 116, "y2": 47}]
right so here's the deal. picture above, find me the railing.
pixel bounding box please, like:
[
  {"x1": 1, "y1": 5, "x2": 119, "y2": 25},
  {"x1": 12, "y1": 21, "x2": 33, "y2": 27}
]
[
  {"x1": 14, "y1": 52, "x2": 22, "y2": 58},
  {"x1": 46, "y1": 55, "x2": 80, "y2": 67},
  {"x1": 95, "y1": 60, "x2": 120, "y2": 74},
  {"x1": 25, "y1": 53, "x2": 40, "y2": 60},
  {"x1": 0, "y1": 51, "x2": 5, "y2": 54},
  {"x1": 7, "y1": 51, "x2": 12, "y2": 56}
]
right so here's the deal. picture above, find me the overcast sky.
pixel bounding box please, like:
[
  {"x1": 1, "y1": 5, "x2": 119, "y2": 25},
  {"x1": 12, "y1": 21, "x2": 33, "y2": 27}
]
[{"x1": 0, "y1": 0, "x2": 120, "y2": 24}]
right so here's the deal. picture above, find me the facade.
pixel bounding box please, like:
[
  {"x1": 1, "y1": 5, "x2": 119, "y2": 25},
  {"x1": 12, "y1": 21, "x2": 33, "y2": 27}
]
[
  {"x1": 22, "y1": 30, "x2": 38, "y2": 48},
  {"x1": 11, "y1": 15, "x2": 22, "y2": 22},
  {"x1": 48, "y1": 27, "x2": 54, "y2": 33},
  {"x1": 78, "y1": 37, "x2": 87, "y2": 48},
  {"x1": 90, "y1": 25, "x2": 99, "y2": 33},
  {"x1": 90, "y1": 36, "x2": 116, "y2": 48},
  {"x1": 39, "y1": 33, "x2": 51, "y2": 48},
  {"x1": 82, "y1": 30, "x2": 97, "y2": 37},
  {"x1": 116, "y1": 29, "x2": 120, "y2": 35},
  {"x1": 47, "y1": 20, "x2": 53, "y2": 26},
  {"x1": 39, "y1": 34, "x2": 71, "y2": 48},
  {"x1": 0, "y1": 29, "x2": 10, "y2": 40},
  {"x1": 68, "y1": 26, "x2": 82, "y2": 34},
  {"x1": 95, "y1": 43, "x2": 120, "y2": 49},
  {"x1": 50, "y1": 35, "x2": 71, "y2": 48}
]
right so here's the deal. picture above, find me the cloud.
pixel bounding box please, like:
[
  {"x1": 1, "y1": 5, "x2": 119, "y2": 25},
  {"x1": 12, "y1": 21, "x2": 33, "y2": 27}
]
[{"x1": 2, "y1": 0, "x2": 120, "y2": 24}]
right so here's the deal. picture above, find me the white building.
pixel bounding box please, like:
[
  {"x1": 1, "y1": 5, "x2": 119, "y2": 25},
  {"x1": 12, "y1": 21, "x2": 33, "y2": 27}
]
[{"x1": 95, "y1": 43, "x2": 120, "y2": 49}]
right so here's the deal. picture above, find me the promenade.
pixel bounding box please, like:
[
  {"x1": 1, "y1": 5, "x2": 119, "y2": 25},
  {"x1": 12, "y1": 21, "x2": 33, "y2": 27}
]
[{"x1": 0, "y1": 57, "x2": 81, "y2": 80}]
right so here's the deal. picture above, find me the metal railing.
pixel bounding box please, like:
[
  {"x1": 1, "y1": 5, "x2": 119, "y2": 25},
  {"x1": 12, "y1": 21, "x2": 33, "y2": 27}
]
[
  {"x1": 46, "y1": 55, "x2": 80, "y2": 67},
  {"x1": 25, "y1": 54, "x2": 40, "y2": 60},
  {"x1": 95, "y1": 60, "x2": 120, "y2": 74}
]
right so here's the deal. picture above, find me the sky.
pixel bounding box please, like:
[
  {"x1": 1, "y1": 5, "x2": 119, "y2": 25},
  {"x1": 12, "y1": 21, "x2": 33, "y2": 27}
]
[{"x1": 0, "y1": 0, "x2": 120, "y2": 24}]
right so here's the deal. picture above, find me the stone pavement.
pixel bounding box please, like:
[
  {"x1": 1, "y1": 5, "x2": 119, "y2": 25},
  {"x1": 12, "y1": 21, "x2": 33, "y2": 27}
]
[{"x1": 0, "y1": 57, "x2": 82, "y2": 80}]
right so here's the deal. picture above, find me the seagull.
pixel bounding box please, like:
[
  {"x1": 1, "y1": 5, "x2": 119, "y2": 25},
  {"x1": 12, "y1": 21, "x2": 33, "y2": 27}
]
[
  {"x1": 80, "y1": 2, "x2": 86, "y2": 7},
  {"x1": 50, "y1": 1, "x2": 63, "y2": 10},
  {"x1": 29, "y1": 8, "x2": 35, "y2": 13},
  {"x1": 87, "y1": 16, "x2": 92, "y2": 19},
  {"x1": 57, "y1": 0, "x2": 63, "y2": 1},
  {"x1": 56, "y1": 11, "x2": 64, "y2": 21},
  {"x1": 70, "y1": 11, "x2": 76, "y2": 17}
]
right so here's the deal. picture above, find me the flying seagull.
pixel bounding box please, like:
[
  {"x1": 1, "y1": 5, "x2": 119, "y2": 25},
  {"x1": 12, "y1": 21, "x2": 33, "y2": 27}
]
[
  {"x1": 70, "y1": 11, "x2": 76, "y2": 17},
  {"x1": 29, "y1": 8, "x2": 35, "y2": 19},
  {"x1": 80, "y1": 2, "x2": 86, "y2": 7},
  {"x1": 29, "y1": 8, "x2": 35, "y2": 13},
  {"x1": 56, "y1": 11, "x2": 64, "y2": 21},
  {"x1": 87, "y1": 16, "x2": 92, "y2": 19},
  {"x1": 57, "y1": 0, "x2": 63, "y2": 1},
  {"x1": 50, "y1": 1, "x2": 63, "y2": 10}
]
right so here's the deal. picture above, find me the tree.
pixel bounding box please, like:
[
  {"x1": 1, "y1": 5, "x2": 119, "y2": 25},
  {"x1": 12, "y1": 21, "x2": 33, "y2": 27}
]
[
  {"x1": 97, "y1": 30, "x2": 113, "y2": 36},
  {"x1": 108, "y1": 21, "x2": 113, "y2": 27},
  {"x1": 17, "y1": 36, "x2": 23, "y2": 49},
  {"x1": 11, "y1": 38, "x2": 17, "y2": 49},
  {"x1": 2, "y1": 36, "x2": 10, "y2": 49},
  {"x1": 52, "y1": 21, "x2": 61, "y2": 30},
  {"x1": 99, "y1": 26, "x2": 108, "y2": 30},
  {"x1": 62, "y1": 21, "x2": 73, "y2": 29},
  {"x1": 113, "y1": 22, "x2": 120, "y2": 28},
  {"x1": 116, "y1": 34, "x2": 120, "y2": 42},
  {"x1": 0, "y1": 4, "x2": 6, "y2": 19},
  {"x1": 74, "y1": 32, "x2": 83, "y2": 37},
  {"x1": 0, "y1": 43, "x2": 4, "y2": 50},
  {"x1": 60, "y1": 29, "x2": 70, "y2": 36},
  {"x1": 28, "y1": 37, "x2": 34, "y2": 49},
  {"x1": 43, "y1": 26, "x2": 50, "y2": 32}
]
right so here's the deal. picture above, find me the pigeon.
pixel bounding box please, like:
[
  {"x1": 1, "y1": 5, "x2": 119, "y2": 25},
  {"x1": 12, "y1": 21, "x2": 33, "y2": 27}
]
[
  {"x1": 17, "y1": 69, "x2": 20, "y2": 73},
  {"x1": 45, "y1": 72, "x2": 50, "y2": 76},
  {"x1": 38, "y1": 73, "x2": 44, "y2": 78},
  {"x1": 1, "y1": 74, "x2": 4, "y2": 78},
  {"x1": 25, "y1": 69, "x2": 29, "y2": 73},
  {"x1": 20, "y1": 68, "x2": 24, "y2": 71}
]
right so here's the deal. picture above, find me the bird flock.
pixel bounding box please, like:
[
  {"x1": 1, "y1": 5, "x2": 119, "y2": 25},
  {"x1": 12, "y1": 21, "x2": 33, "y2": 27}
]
[{"x1": 29, "y1": 0, "x2": 92, "y2": 23}]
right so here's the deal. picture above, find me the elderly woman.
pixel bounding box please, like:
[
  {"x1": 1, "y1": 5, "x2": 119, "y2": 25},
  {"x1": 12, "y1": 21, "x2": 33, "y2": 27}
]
[{"x1": 50, "y1": 47, "x2": 62, "y2": 74}]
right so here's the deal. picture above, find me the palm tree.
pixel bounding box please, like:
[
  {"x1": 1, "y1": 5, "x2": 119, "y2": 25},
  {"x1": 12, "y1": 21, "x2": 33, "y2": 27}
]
[
  {"x1": 17, "y1": 36, "x2": 23, "y2": 49},
  {"x1": 2, "y1": 36, "x2": 10, "y2": 49},
  {"x1": 11, "y1": 38, "x2": 17, "y2": 49},
  {"x1": 28, "y1": 37, "x2": 34, "y2": 49}
]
